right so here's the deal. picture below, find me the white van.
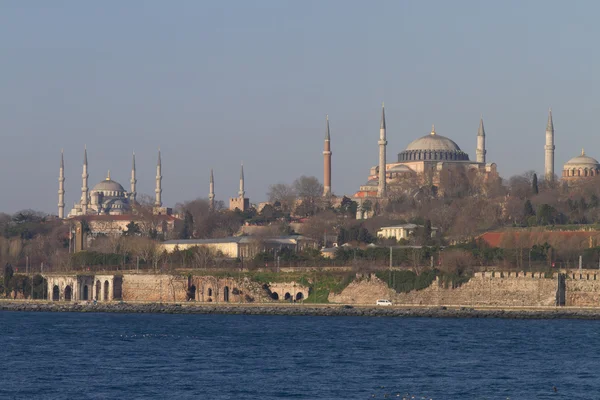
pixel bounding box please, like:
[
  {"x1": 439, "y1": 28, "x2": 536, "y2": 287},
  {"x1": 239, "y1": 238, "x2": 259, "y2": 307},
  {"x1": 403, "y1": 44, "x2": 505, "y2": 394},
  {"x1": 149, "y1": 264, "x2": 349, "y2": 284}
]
[{"x1": 376, "y1": 299, "x2": 392, "y2": 306}]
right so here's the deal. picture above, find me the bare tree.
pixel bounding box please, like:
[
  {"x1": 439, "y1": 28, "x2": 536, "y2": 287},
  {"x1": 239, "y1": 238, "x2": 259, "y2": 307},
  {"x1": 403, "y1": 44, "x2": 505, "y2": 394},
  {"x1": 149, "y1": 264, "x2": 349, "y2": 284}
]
[
  {"x1": 267, "y1": 183, "x2": 297, "y2": 212},
  {"x1": 293, "y1": 176, "x2": 323, "y2": 216}
]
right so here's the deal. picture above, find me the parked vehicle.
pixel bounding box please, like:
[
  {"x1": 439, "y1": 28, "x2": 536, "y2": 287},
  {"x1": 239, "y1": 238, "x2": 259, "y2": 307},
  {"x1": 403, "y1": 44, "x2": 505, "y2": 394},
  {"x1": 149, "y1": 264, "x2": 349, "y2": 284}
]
[{"x1": 376, "y1": 299, "x2": 392, "y2": 306}]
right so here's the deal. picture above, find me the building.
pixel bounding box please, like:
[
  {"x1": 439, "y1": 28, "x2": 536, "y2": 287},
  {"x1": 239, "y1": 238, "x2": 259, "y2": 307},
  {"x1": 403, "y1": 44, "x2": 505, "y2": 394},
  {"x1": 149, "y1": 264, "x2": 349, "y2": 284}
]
[
  {"x1": 354, "y1": 105, "x2": 497, "y2": 199},
  {"x1": 58, "y1": 148, "x2": 179, "y2": 242},
  {"x1": 377, "y1": 224, "x2": 437, "y2": 241},
  {"x1": 161, "y1": 235, "x2": 317, "y2": 259},
  {"x1": 69, "y1": 214, "x2": 179, "y2": 237},
  {"x1": 61, "y1": 148, "x2": 166, "y2": 217},
  {"x1": 562, "y1": 149, "x2": 600, "y2": 181}
]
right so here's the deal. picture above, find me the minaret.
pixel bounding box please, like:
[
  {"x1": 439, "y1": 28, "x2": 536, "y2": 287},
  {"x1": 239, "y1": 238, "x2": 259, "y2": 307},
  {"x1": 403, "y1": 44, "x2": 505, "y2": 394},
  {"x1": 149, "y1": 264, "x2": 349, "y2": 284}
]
[
  {"x1": 377, "y1": 103, "x2": 387, "y2": 198},
  {"x1": 209, "y1": 169, "x2": 215, "y2": 211},
  {"x1": 238, "y1": 163, "x2": 245, "y2": 199},
  {"x1": 130, "y1": 152, "x2": 137, "y2": 203},
  {"x1": 545, "y1": 108, "x2": 555, "y2": 181},
  {"x1": 476, "y1": 116, "x2": 486, "y2": 163},
  {"x1": 81, "y1": 146, "x2": 89, "y2": 214},
  {"x1": 58, "y1": 150, "x2": 65, "y2": 219},
  {"x1": 323, "y1": 115, "x2": 332, "y2": 197},
  {"x1": 155, "y1": 149, "x2": 162, "y2": 207}
]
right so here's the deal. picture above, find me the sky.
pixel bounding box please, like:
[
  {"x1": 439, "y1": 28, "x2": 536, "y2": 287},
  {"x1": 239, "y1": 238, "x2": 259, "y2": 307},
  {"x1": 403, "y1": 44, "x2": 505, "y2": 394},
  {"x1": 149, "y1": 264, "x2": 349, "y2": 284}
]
[{"x1": 1, "y1": 0, "x2": 600, "y2": 214}]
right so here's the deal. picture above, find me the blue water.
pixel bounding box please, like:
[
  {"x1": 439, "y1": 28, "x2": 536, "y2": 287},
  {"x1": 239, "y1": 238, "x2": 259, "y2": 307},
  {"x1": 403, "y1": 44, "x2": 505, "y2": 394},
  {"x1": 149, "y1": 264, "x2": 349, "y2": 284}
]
[{"x1": 0, "y1": 313, "x2": 598, "y2": 399}]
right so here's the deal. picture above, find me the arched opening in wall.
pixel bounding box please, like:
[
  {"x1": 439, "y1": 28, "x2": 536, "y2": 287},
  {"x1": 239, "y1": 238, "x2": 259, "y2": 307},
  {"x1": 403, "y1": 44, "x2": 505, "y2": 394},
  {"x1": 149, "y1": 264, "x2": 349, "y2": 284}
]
[
  {"x1": 296, "y1": 292, "x2": 304, "y2": 301},
  {"x1": 271, "y1": 292, "x2": 279, "y2": 300},
  {"x1": 188, "y1": 285, "x2": 196, "y2": 301},
  {"x1": 64, "y1": 285, "x2": 72, "y2": 301},
  {"x1": 208, "y1": 288, "x2": 213, "y2": 297},
  {"x1": 284, "y1": 292, "x2": 291, "y2": 301},
  {"x1": 104, "y1": 281, "x2": 110, "y2": 301},
  {"x1": 52, "y1": 285, "x2": 60, "y2": 301},
  {"x1": 96, "y1": 280, "x2": 101, "y2": 300},
  {"x1": 83, "y1": 285, "x2": 89, "y2": 300},
  {"x1": 223, "y1": 286, "x2": 230, "y2": 302}
]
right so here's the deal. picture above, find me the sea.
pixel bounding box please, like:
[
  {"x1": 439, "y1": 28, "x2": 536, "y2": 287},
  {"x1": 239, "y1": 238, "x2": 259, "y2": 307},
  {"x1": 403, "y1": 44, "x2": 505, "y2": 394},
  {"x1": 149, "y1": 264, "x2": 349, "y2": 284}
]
[{"x1": 0, "y1": 312, "x2": 598, "y2": 400}]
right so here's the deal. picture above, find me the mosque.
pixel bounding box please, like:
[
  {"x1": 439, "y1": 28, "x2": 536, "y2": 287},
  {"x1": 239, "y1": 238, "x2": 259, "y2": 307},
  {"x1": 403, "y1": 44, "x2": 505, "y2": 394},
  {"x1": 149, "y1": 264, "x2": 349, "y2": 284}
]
[
  {"x1": 349, "y1": 105, "x2": 498, "y2": 200},
  {"x1": 59, "y1": 148, "x2": 167, "y2": 218},
  {"x1": 57, "y1": 147, "x2": 250, "y2": 239}
]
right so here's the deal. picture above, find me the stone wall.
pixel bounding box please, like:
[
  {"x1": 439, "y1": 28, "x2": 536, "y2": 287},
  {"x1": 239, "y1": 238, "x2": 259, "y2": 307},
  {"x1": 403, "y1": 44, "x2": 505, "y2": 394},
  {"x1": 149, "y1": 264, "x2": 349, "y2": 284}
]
[
  {"x1": 329, "y1": 271, "x2": 559, "y2": 307},
  {"x1": 565, "y1": 270, "x2": 600, "y2": 307},
  {"x1": 122, "y1": 274, "x2": 188, "y2": 302}
]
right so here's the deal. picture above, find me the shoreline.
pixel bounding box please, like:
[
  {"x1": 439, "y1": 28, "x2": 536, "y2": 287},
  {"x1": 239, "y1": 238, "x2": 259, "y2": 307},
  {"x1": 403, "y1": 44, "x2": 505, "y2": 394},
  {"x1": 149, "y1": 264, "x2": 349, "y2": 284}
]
[{"x1": 3, "y1": 301, "x2": 600, "y2": 319}]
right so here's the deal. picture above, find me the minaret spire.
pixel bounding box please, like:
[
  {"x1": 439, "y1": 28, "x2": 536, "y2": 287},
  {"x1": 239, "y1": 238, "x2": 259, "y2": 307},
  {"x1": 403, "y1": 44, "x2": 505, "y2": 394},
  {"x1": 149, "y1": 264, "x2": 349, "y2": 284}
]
[
  {"x1": 476, "y1": 116, "x2": 486, "y2": 163},
  {"x1": 238, "y1": 163, "x2": 245, "y2": 199},
  {"x1": 377, "y1": 103, "x2": 387, "y2": 198},
  {"x1": 323, "y1": 115, "x2": 332, "y2": 197},
  {"x1": 130, "y1": 152, "x2": 137, "y2": 203},
  {"x1": 155, "y1": 149, "x2": 162, "y2": 207},
  {"x1": 81, "y1": 146, "x2": 89, "y2": 214},
  {"x1": 545, "y1": 108, "x2": 555, "y2": 181},
  {"x1": 58, "y1": 150, "x2": 65, "y2": 219},
  {"x1": 209, "y1": 169, "x2": 215, "y2": 211}
]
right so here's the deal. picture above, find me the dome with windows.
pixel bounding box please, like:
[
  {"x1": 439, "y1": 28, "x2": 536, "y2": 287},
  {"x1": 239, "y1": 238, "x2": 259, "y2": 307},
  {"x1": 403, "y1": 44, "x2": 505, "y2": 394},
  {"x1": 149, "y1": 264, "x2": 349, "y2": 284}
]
[
  {"x1": 563, "y1": 149, "x2": 600, "y2": 179},
  {"x1": 398, "y1": 125, "x2": 469, "y2": 162}
]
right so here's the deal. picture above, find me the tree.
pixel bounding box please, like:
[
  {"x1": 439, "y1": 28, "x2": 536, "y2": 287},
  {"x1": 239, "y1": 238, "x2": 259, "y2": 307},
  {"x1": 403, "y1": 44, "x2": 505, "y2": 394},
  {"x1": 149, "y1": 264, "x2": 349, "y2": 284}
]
[
  {"x1": 524, "y1": 200, "x2": 535, "y2": 217},
  {"x1": 532, "y1": 173, "x2": 539, "y2": 195},
  {"x1": 338, "y1": 196, "x2": 358, "y2": 218},
  {"x1": 3, "y1": 263, "x2": 13, "y2": 296},
  {"x1": 180, "y1": 211, "x2": 194, "y2": 239},
  {"x1": 123, "y1": 221, "x2": 141, "y2": 237},
  {"x1": 293, "y1": 176, "x2": 323, "y2": 216},
  {"x1": 420, "y1": 219, "x2": 432, "y2": 245},
  {"x1": 267, "y1": 183, "x2": 297, "y2": 213}
]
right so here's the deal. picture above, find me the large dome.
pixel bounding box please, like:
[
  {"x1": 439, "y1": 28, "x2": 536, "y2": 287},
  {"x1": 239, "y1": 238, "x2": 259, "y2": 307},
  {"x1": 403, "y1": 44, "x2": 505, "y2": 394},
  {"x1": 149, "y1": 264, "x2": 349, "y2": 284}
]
[
  {"x1": 398, "y1": 126, "x2": 469, "y2": 163},
  {"x1": 92, "y1": 178, "x2": 125, "y2": 193},
  {"x1": 405, "y1": 132, "x2": 462, "y2": 152}
]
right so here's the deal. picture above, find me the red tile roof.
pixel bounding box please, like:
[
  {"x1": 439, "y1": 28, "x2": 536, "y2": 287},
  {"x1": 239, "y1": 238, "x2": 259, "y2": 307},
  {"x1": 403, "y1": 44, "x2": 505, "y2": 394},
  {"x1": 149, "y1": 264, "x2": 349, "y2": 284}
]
[
  {"x1": 479, "y1": 230, "x2": 599, "y2": 248},
  {"x1": 69, "y1": 214, "x2": 179, "y2": 222}
]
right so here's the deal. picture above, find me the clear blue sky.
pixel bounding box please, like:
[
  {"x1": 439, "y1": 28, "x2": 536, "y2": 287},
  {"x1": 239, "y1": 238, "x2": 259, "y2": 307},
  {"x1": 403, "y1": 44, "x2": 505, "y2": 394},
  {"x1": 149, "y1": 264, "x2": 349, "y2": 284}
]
[{"x1": 1, "y1": 1, "x2": 599, "y2": 214}]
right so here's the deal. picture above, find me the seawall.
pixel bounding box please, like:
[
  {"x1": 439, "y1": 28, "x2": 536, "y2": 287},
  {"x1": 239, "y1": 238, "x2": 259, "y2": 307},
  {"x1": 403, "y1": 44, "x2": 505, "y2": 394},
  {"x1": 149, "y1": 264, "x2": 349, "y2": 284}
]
[
  {"x1": 4, "y1": 301, "x2": 600, "y2": 320},
  {"x1": 329, "y1": 270, "x2": 600, "y2": 308}
]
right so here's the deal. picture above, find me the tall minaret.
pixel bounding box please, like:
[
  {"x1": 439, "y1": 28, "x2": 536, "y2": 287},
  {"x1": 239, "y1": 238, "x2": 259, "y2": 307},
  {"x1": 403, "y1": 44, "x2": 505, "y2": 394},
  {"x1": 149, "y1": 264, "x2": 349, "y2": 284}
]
[
  {"x1": 58, "y1": 150, "x2": 65, "y2": 219},
  {"x1": 238, "y1": 163, "x2": 245, "y2": 199},
  {"x1": 476, "y1": 116, "x2": 486, "y2": 163},
  {"x1": 545, "y1": 108, "x2": 555, "y2": 181},
  {"x1": 130, "y1": 152, "x2": 137, "y2": 203},
  {"x1": 209, "y1": 169, "x2": 215, "y2": 211},
  {"x1": 323, "y1": 115, "x2": 332, "y2": 197},
  {"x1": 377, "y1": 103, "x2": 387, "y2": 198},
  {"x1": 155, "y1": 149, "x2": 162, "y2": 207},
  {"x1": 81, "y1": 146, "x2": 89, "y2": 214}
]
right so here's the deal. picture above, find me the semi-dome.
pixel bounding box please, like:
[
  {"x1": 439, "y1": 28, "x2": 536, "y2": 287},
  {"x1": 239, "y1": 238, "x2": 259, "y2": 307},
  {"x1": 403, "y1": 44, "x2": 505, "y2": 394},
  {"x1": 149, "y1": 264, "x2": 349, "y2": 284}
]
[{"x1": 398, "y1": 125, "x2": 469, "y2": 162}]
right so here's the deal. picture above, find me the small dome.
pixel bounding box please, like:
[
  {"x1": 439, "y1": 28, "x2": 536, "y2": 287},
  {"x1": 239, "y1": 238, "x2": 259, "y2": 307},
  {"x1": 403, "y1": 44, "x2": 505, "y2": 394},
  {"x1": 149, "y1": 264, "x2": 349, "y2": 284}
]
[
  {"x1": 405, "y1": 127, "x2": 462, "y2": 152},
  {"x1": 565, "y1": 150, "x2": 600, "y2": 167},
  {"x1": 92, "y1": 179, "x2": 125, "y2": 193}
]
